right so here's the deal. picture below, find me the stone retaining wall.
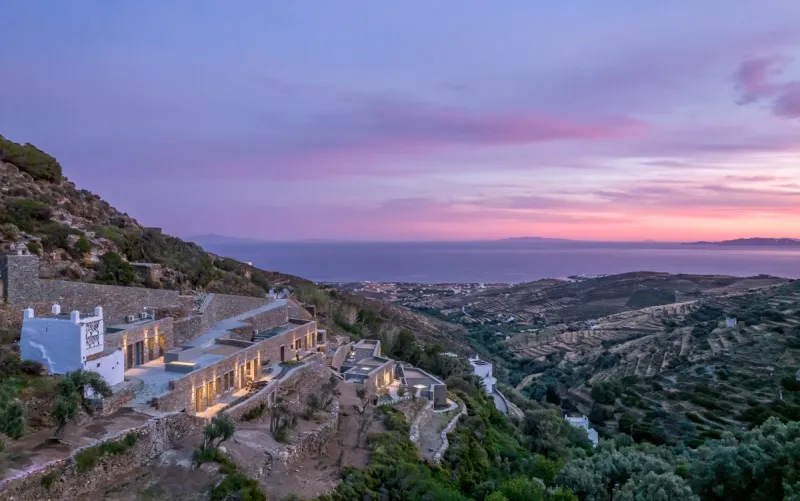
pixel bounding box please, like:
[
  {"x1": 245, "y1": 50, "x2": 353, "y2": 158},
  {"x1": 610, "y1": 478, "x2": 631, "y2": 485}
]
[
  {"x1": 432, "y1": 400, "x2": 466, "y2": 464},
  {"x1": 1, "y1": 255, "x2": 182, "y2": 324},
  {"x1": 0, "y1": 411, "x2": 204, "y2": 501},
  {"x1": 223, "y1": 356, "x2": 327, "y2": 421},
  {"x1": 91, "y1": 379, "x2": 144, "y2": 417}
]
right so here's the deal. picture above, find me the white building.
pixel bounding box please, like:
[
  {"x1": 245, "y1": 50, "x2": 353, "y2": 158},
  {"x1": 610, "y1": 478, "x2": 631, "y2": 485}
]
[
  {"x1": 725, "y1": 317, "x2": 738, "y2": 328},
  {"x1": 21, "y1": 304, "x2": 124, "y2": 392},
  {"x1": 468, "y1": 355, "x2": 497, "y2": 394},
  {"x1": 565, "y1": 414, "x2": 599, "y2": 447}
]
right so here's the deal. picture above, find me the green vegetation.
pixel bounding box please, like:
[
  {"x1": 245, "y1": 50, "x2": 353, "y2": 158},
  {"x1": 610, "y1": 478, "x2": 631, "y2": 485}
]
[
  {"x1": 52, "y1": 370, "x2": 112, "y2": 438},
  {"x1": 40, "y1": 470, "x2": 59, "y2": 490},
  {"x1": 0, "y1": 134, "x2": 62, "y2": 181},
  {"x1": 75, "y1": 432, "x2": 138, "y2": 472},
  {"x1": 2, "y1": 198, "x2": 52, "y2": 232},
  {"x1": 191, "y1": 414, "x2": 267, "y2": 501},
  {"x1": 95, "y1": 251, "x2": 136, "y2": 285},
  {"x1": 74, "y1": 235, "x2": 92, "y2": 254}
]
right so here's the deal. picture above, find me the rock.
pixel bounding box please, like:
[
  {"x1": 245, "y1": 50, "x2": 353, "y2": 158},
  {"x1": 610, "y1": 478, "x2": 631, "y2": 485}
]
[{"x1": 218, "y1": 446, "x2": 228, "y2": 454}]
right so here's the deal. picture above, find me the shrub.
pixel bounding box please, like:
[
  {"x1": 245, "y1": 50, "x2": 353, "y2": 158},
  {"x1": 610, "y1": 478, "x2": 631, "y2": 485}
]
[
  {"x1": 0, "y1": 135, "x2": 62, "y2": 181},
  {"x1": 74, "y1": 236, "x2": 92, "y2": 254},
  {"x1": 96, "y1": 251, "x2": 136, "y2": 285},
  {"x1": 75, "y1": 446, "x2": 102, "y2": 472},
  {"x1": 4, "y1": 199, "x2": 52, "y2": 232},
  {"x1": 209, "y1": 472, "x2": 266, "y2": 501},
  {"x1": 0, "y1": 222, "x2": 20, "y2": 239},
  {"x1": 19, "y1": 359, "x2": 45, "y2": 376},
  {"x1": 26, "y1": 241, "x2": 41, "y2": 255},
  {"x1": 41, "y1": 471, "x2": 59, "y2": 490}
]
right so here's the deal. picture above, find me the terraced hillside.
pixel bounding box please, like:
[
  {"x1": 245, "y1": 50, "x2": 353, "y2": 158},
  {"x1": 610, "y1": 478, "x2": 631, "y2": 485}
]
[
  {"x1": 513, "y1": 280, "x2": 800, "y2": 445},
  {"x1": 434, "y1": 272, "x2": 786, "y2": 325}
]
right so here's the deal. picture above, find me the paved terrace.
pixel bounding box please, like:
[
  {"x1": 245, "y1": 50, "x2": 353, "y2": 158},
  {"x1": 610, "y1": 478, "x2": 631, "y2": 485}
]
[{"x1": 125, "y1": 300, "x2": 291, "y2": 408}]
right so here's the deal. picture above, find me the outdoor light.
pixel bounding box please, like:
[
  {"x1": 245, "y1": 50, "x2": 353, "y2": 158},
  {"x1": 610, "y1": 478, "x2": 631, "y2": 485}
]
[{"x1": 414, "y1": 384, "x2": 426, "y2": 389}]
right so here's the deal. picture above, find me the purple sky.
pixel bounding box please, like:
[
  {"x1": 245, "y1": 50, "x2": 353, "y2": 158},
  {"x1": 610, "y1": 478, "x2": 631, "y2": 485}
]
[{"x1": 1, "y1": 1, "x2": 799, "y2": 241}]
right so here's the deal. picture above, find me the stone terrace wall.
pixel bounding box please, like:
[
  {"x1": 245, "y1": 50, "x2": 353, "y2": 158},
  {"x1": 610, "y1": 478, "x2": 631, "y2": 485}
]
[
  {"x1": 224, "y1": 354, "x2": 327, "y2": 421},
  {"x1": 172, "y1": 293, "x2": 272, "y2": 345},
  {"x1": 154, "y1": 322, "x2": 319, "y2": 412},
  {"x1": 2, "y1": 255, "x2": 181, "y2": 323},
  {"x1": 0, "y1": 411, "x2": 205, "y2": 501}
]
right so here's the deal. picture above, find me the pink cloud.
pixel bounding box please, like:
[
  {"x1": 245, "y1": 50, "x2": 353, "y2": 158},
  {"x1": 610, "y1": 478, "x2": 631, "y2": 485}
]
[{"x1": 735, "y1": 56, "x2": 800, "y2": 119}]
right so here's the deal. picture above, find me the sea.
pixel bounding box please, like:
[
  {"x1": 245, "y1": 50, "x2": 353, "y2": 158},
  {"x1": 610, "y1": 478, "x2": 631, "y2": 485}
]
[{"x1": 195, "y1": 240, "x2": 800, "y2": 284}]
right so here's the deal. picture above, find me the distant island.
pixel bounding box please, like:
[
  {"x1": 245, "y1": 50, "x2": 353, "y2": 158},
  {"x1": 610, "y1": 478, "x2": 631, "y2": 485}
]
[{"x1": 684, "y1": 238, "x2": 800, "y2": 247}]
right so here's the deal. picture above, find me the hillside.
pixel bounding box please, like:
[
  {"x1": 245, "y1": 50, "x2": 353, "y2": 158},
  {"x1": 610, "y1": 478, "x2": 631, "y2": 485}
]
[
  {"x1": 0, "y1": 135, "x2": 463, "y2": 348},
  {"x1": 421, "y1": 271, "x2": 800, "y2": 445},
  {"x1": 431, "y1": 271, "x2": 788, "y2": 325}
]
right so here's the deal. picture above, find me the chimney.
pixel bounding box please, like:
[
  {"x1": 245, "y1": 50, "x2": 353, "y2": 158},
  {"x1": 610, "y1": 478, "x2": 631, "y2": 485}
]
[{"x1": 52, "y1": 303, "x2": 61, "y2": 315}]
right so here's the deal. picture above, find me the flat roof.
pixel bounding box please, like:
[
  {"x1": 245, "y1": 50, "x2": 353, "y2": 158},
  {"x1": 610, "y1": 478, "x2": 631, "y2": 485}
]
[
  {"x1": 344, "y1": 356, "x2": 393, "y2": 375},
  {"x1": 401, "y1": 366, "x2": 444, "y2": 388},
  {"x1": 106, "y1": 316, "x2": 159, "y2": 332}
]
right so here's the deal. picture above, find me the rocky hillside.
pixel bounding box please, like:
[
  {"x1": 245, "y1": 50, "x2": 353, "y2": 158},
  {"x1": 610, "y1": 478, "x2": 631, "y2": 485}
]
[
  {"x1": 0, "y1": 134, "x2": 464, "y2": 348},
  {"x1": 0, "y1": 135, "x2": 312, "y2": 296}
]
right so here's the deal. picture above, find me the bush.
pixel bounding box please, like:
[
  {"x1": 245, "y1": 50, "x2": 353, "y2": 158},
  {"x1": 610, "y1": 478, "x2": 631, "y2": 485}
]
[
  {"x1": 0, "y1": 223, "x2": 20, "y2": 239},
  {"x1": 75, "y1": 433, "x2": 138, "y2": 472},
  {"x1": 0, "y1": 135, "x2": 62, "y2": 181},
  {"x1": 74, "y1": 236, "x2": 92, "y2": 254},
  {"x1": 19, "y1": 360, "x2": 45, "y2": 376},
  {"x1": 41, "y1": 471, "x2": 59, "y2": 490},
  {"x1": 209, "y1": 472, "x2": 266, "y2": 501},
  {"x1": 3, "y1": 199, "x2": 52, "y2": 232},
  {"x1": 96, "y1": 251, "x2": 136, "y2": 285},
  {"x1": 26, "y1": 241, "x2": 41, "y2": 255}
]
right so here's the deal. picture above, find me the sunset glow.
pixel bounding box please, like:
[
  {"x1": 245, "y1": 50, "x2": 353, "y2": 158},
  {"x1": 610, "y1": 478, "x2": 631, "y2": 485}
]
[{"x1": 1, "y1": 1, "x2": 799, "y2": 241}]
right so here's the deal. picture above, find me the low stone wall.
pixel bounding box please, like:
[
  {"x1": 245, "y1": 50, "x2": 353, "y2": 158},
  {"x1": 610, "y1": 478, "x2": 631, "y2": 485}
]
[
  {"x1": 0, "y1": 411, "x2": 204, "y2": 501},
  {"x1": 432, "y1": 400, "x2": 466, "y2": 464},
  {"x1": 91, "y1": 379, "x2": 144, "y2": 417}
]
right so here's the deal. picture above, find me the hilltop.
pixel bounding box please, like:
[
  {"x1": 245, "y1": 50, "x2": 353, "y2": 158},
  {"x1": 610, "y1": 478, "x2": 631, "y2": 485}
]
[{"x1": 684, "y1": 237, "x2": 800, "y2": 246}]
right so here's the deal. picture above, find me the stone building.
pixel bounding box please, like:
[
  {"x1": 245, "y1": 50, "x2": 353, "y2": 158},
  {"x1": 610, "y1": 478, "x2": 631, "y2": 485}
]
[{"x1": 20, "y1": 304, "x2": 125, "y2": 390}]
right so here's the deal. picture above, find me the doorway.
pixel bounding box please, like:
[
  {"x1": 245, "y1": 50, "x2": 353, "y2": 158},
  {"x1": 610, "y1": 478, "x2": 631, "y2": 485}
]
[
  {"x1": 158, "y1": 334, "x2": 165, "y2": 357},
  {"x1": 126, "y1": 344, "x2": 134, "y2": 370},
  {"x1": 195, "y1": 387, "x2": 204, "y2": 412},
  {"x1": 280, "y1": 345, "x2": 285, "y2": 362},
  {"x1": 147, "y1": 337, "x2": 155, "y2": 361},
  {"x1": 206, "y1": 382, "x2": 214, "y2": 408},
  {"x1": 240, "y1": 366, "x2": 246, "y2": 388}
]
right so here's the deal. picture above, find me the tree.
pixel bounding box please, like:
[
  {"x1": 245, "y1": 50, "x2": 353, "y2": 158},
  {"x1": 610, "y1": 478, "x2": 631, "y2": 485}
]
[
  {"x1": 486, "y1": 493, "x2": 509, "y2": 501},
  {"x1": 616, "y1": 472, "x2": 698, "y2": 501},
  {"x1": 202, "y1": 414, "x2": 235, "y2": 450},
  {"x1": 52, "y1": 370, "x2": 112, "y2": 438},
  {"x1": 499, "y1": 475, "x2": 546, "y2": 501},
  {"x1": 269, "y1": 396, "x2": 292, "y2": 435}
]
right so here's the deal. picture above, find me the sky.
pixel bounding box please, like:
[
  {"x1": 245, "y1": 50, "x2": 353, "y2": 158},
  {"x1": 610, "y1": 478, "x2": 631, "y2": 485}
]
[{"x1": 1, "y1": 1, "x2": 799, "y2": 242}]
